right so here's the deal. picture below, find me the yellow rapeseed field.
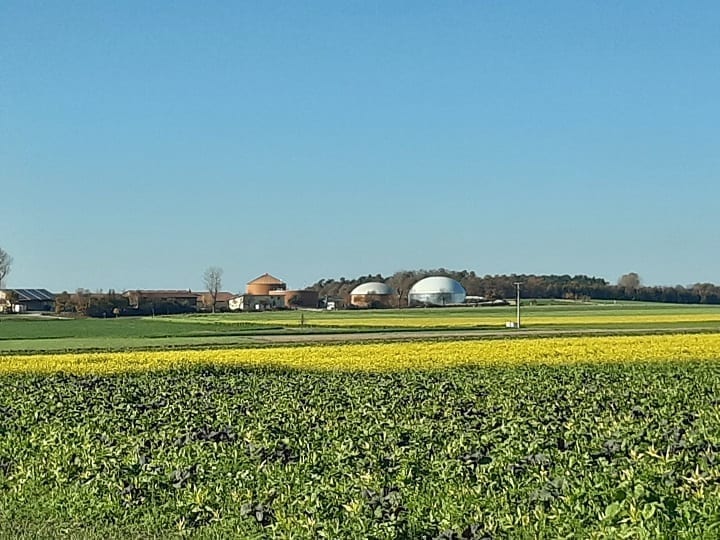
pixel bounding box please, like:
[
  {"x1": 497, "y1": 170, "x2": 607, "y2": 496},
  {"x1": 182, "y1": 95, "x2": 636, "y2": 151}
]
[
  {"x1": 171, "y1": 312, "x2": 720, "y2": 328},
  {"x1": 287, "y1": 314, "x2": 720, "y2": 328},
  {"x1": 2, "y1": 334, "x2": 720, "y2": 375}
]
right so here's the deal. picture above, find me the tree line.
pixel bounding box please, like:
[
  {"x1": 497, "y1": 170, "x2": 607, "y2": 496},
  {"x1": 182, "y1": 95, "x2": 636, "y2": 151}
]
[
  {"x1": 309, "y1": 270, "x2": 720, "y2": 305},
  {"x1": 3, "y1": 241, "x2": 720, "y2": 311}
]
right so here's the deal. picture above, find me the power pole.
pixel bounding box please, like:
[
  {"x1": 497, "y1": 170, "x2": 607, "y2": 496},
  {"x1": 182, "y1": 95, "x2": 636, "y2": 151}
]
[{"x1": 514, "y1": 282, "x2": 522, "y2": 328}]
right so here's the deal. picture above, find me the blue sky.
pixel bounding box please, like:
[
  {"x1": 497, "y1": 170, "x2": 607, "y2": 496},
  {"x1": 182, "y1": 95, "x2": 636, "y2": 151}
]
[{"x1": 2, "y1": 1, "x2": 718, "y2": 292}]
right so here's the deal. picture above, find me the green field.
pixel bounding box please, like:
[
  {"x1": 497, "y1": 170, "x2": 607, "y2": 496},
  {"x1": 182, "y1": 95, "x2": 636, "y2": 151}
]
[
  {"x1": 4, "y1": 304, "x2": 720, "y2": 537},
  {"x1": 0, "y1": 316, "x2": 274, "y2": 353},
  {"x1": 2, "y1": 302, "x2": 720, "y2": 354},
  {"x1": 3, "y1": 362, "x2": 720, "y2": 538},
  {"x1": 178, "y1": 302, "x2": 720, "y2": 330}
]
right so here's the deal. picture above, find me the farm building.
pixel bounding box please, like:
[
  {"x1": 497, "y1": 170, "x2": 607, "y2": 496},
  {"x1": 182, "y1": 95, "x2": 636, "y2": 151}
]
[
  {"x1": 0, "y1": 289, "x2": 55, "y2": 312},
  {"x1": 246, "y1": 273, "x2": 287, "y2": 295},
  {"x1": 229, "y1": 273, "x2": 319, "y2": 311},
  {"x1": 283, "y1": 289, "x2": 319, "y2": 308},
  {"x1": 228, "y1": 293, "x2": 286, "y2": 312},
  {"x1": 408, "y1": 277, "x2": 466, "y2": 307},
  {"x1": 123, "y1": 290, "x2": 200, "y2": 309},
  {"x1": 197, "y1": 291, "x2": 235, "y2": 312},
  {"x1": 350, "y1": 282, "x2": 396, "y2": 308}
]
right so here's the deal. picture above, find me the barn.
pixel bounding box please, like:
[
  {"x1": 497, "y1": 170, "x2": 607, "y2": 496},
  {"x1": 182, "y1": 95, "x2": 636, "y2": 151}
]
[{"x1": 0, "y1": 289, "x2": 56, "y2": 312}]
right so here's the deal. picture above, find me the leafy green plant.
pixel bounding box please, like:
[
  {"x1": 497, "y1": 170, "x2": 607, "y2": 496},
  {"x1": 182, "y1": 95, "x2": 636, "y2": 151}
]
[{"x1": 1, "y1": 362, "x2": 720, "y2": 537}]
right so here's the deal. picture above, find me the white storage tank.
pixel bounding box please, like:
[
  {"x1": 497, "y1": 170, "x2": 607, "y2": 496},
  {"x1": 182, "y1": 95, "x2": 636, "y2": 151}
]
[
  {"x1": 408, "y1": 276, "x2": 466, "y2": 306},
  {"x1": 350, "y1": 282, "x2": 395, "y2": 308}
]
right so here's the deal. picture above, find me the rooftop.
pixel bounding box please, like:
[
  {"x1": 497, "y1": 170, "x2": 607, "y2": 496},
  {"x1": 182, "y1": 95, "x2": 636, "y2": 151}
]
[
  {"x1": 247, "y1": 273, "x2": 286, "y2": 286},
  {"x1": 1, "y1": 288, "x2": 55, "y2": 302},
  {"x1": 123, "y1": 290, "x2": 200, "y2": 298}
]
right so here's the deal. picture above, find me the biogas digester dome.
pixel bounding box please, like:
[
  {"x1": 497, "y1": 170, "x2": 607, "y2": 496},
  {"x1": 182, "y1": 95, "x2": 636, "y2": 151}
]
[
  {"x1": 350, "y1": 282, "x2": 394, "y2": 296},
  {"x1": 350, "y1": 282, "x2": 395, "y2": 308},
  {"x1": 408, "y1": 276, "x2": 466, "y2": 306}
]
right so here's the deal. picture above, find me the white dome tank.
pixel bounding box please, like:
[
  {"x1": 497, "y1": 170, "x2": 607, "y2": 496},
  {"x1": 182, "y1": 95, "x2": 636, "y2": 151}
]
[
  {"x1": 408, "y1": 276, "x2": 466, "y2": 306},
  {"x1": 350, "y1": 282, "x2": 394, "y2": 296}
]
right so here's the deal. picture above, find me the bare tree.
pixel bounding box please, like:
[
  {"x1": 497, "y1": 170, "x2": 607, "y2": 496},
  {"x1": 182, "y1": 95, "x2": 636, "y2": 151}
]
[
  {"x1": 203, "y1": 266, "x2": 223, "y2": 313},
  {"x1": 618, "y1": 272, "x2": 641, "y2": 298},
  {"x1": 0, "y1": 248, "x2": 12, "y2": 288}
]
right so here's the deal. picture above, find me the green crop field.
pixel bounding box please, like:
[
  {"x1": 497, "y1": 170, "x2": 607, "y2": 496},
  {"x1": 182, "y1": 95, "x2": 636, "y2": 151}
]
[
  {"x1": 2, "y1": 362, "x2": 720, "y2": 538},
  {"x1": 0, "y1": 317, "x2": 276, "y2": 353},
  {"x1": 178, "y1": 302, "x2": 720, "y2": 330},
  {"x1": 3, "y1": 306, "x2": 720, "y2": 537},
  {"x1": 2, "y1": 302, "x2": 720, "y2": 354}
]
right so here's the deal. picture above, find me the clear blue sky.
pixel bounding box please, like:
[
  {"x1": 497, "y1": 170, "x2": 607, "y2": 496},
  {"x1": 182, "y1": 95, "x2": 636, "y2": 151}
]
[{"x1": 2, "y1": 1, "x2": 718, "y2": 292}]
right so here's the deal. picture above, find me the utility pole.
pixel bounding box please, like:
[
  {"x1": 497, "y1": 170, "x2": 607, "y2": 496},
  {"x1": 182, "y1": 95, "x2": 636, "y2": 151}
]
[{"x1": 514, "y1": 282, "x2": 522, "y2": 328}]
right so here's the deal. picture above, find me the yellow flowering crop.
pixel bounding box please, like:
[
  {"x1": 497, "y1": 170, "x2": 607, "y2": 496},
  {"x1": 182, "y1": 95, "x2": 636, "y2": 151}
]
[
  {"x1": 284, "y1": 313, "x2": 720, "y2": 328},
  {"x1": 2, "y1": 333, "x2": 720, "y2": 375},
  {"x1": 168, "y1": 312, "x2": 720, "y2": 328}
]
